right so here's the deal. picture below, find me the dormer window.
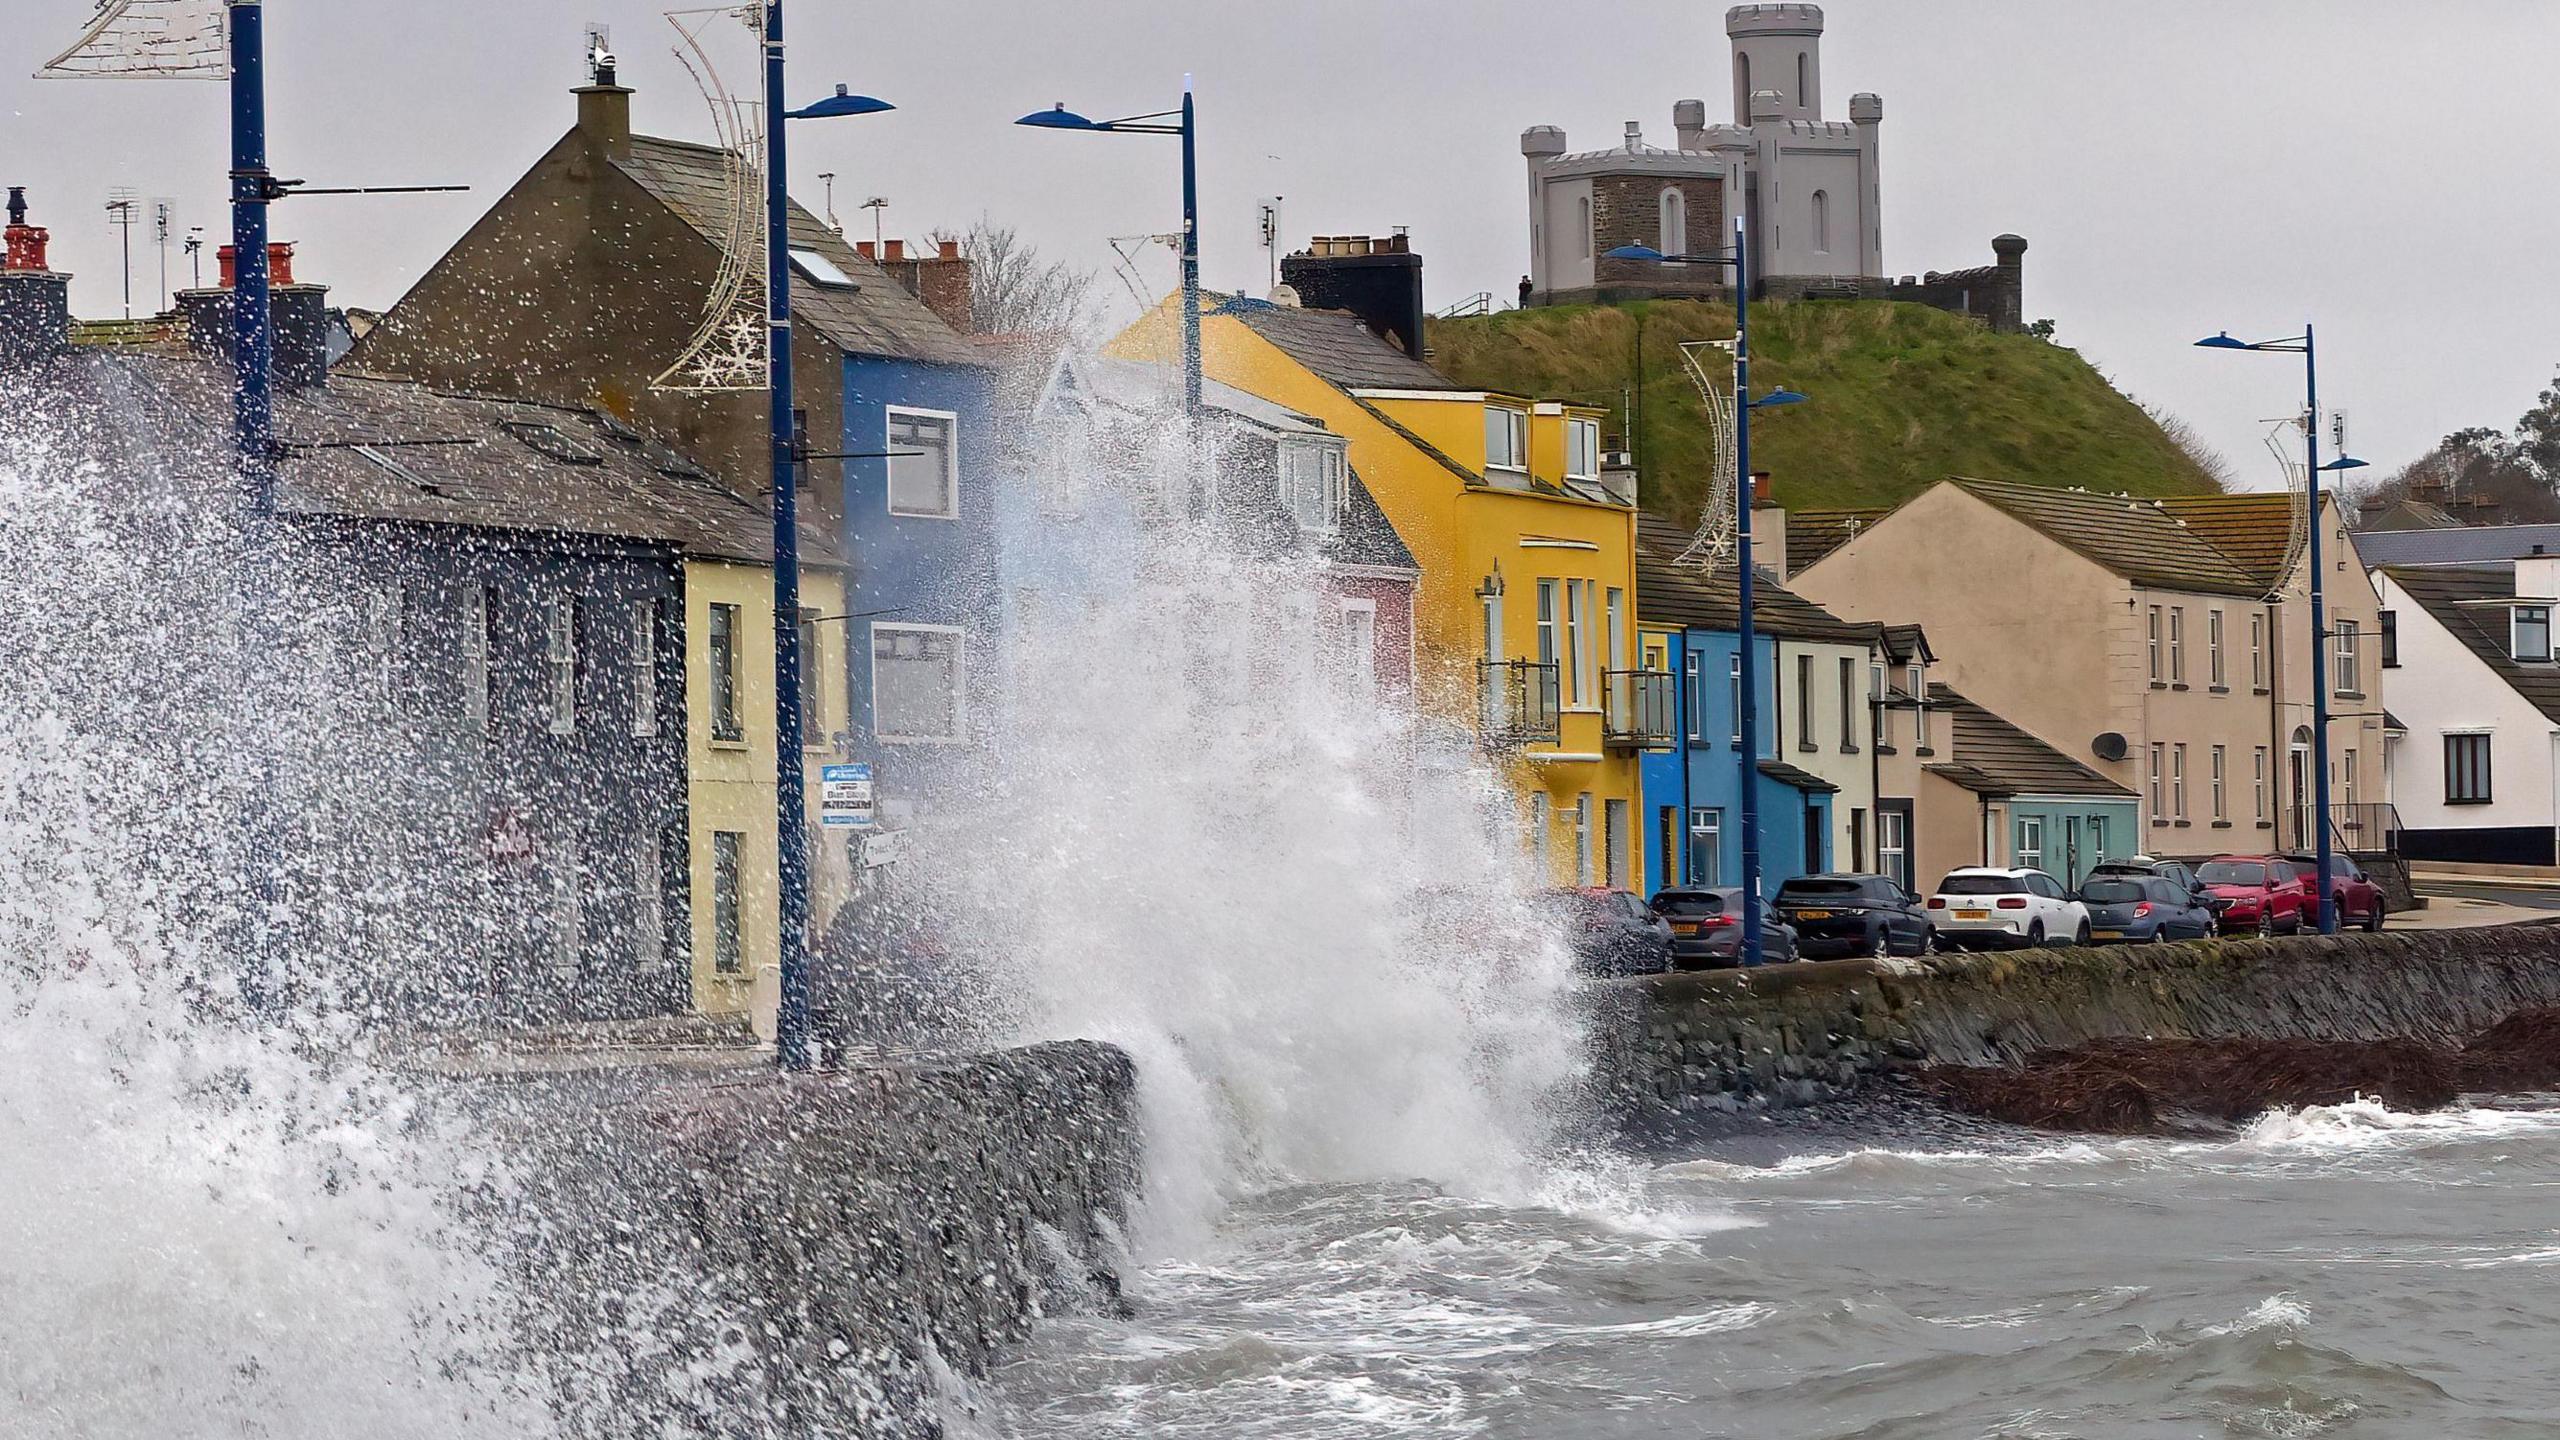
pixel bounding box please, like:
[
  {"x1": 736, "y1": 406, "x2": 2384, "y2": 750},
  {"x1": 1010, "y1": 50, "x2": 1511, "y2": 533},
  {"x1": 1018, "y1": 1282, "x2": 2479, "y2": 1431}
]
[
  {"x1": 2514, "y1": 604, "x2": 2552, "y2": 663},
  {"x1": 1281, "y1": 440, "x2": 1347, "y2": 534},
  {"x1": 1566, "y1": 418, "x2": 1600, "y2": 482},
  {"x1": 1484, "y1": 406, "x2": 1528, "y2": 472}
]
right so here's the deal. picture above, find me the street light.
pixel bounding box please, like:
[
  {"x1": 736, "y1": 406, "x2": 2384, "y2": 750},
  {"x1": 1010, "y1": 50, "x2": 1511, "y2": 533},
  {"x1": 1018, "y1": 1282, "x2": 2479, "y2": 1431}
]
[
  {"x1": 1607, "y1": 222, "x2": 1805, "y2": 968},
  {"x1": 1015, "y1": 79, "x2": 1201, "y2": 414},
  {"x1": 2193, "y1": 325, "x2": 2368, "y2": 934},
  {"x1": 762, "y1": 0, "x2": 894, "y2": 1072}
]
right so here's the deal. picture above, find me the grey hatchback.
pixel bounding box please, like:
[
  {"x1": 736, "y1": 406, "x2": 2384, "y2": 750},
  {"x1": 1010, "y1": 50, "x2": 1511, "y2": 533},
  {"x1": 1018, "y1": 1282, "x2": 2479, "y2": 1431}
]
[{"x1": 2077, "y1": 874, "x2": 2216, "y2": 944}]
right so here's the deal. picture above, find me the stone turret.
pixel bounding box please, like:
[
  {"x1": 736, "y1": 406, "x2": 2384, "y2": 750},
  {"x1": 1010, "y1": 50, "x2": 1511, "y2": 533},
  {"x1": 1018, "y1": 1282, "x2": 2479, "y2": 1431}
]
[{"x1": 1727, "y1": 3, "x2": 1824, "y2": 125}]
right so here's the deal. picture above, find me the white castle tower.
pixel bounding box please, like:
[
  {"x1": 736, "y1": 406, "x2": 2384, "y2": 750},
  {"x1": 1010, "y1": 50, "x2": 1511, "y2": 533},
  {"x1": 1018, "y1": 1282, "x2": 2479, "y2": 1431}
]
[{"x1": 1520, "y1": 3, "x2": 1884, "y2": 304}]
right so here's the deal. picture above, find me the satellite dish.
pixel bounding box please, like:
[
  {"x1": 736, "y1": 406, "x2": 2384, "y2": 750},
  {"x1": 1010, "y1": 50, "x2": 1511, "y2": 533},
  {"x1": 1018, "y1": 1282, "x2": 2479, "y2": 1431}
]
[{"x1": 2091, "y1": 732, "x2": 2129, "y2": 762}]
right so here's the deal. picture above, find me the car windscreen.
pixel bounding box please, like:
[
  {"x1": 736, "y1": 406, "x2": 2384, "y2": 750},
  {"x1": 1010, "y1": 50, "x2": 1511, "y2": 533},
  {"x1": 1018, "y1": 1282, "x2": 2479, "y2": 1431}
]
[
  {"x1": 1936, "y1": 874, "x2": 2024, "y2": 896},
  {"x1": 2197, "y1": 861, "x2": 2268, "y2": 886},
  {"x1": 1775, "y1": 879, "x2": 1866, "y2": 901},
  {"x1": 2079, "y1": 880, "x2": 2148, "y2": 904},
  {"x1": 1652, "y1": 892, "x2": 1729, "y2": 917}
]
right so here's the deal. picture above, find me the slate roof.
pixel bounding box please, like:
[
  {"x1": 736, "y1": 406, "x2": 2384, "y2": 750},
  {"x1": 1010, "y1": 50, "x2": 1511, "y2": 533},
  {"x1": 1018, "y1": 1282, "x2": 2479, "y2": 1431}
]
[
  {"x1": 1926, "y1": 681, "x2": 2136, "y2": 799},
  {"x1": 1227, "y1": 302, "x2": 1460, "y2": 392},
  {"x1": 66, "y1": 351, "x2": 831, "y2": 565},
  {"x1": 1786, "y1": 507, "x2": 1883, "y2": 575},
  {"x1": 2382, "y1": 565, "x2": 2560, "y2": 726},
  {"x1": 1949, "y1": 476, "x2": 2268, "y2": 598},
  {"x1": 616, "y1": 135, "x2": 982, "y2": 369},
  {"x1": 2354, "y1": 522, "x2": 2560, "y2": 571},
  {"x1": 1328, "y1": 472, "x2": 1418, "y2": 572},
  {"x1": 1633, "y1": 513, "x2": 1881, "y2": 646},
  {"x1": 2154, "y1": 492, "x2": 2298, "y2": 589}
]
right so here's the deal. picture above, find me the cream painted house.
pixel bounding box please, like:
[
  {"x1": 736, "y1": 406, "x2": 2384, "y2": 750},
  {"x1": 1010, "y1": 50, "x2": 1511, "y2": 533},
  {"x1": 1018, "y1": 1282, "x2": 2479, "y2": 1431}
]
[{"x1": 1794, "y1": 478, "x2": 2374, "y2": 860}]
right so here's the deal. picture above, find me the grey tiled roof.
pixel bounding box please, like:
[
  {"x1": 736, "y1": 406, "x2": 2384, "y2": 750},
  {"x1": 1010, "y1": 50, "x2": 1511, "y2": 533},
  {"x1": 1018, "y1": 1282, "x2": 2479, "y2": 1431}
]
[
  {"x1": 1786, "y1": 507, "x2": 1883, "y2": 574},
  {"x1": 2353, "y1": 522, "x2": 2560, "y2": 570},
  {"x1": 1228, "y1": 302, "x2": 1459, "y2": 392},
  {"x1": 72, "y1": 351, "x2": 833, "y2": 565},
  {"x1": 1633, "y1": 513, "x2": 1881, "y2": 646},
  {"x1": 1326, "y1": 472, "x2": 1418, "y2": 572},
  {"x1": 1758, "y1": 758, "x2": 1840, "y2": 794},
  {"x1": 1929, "y1": 681, "x2": 2135, "y2": 799},
  {"x1": 2383, "y1": 565, "x2": 2560, "y2": 727},
  {"x1": 616, "y1": 136, "x2": 982, "y2": 369}
]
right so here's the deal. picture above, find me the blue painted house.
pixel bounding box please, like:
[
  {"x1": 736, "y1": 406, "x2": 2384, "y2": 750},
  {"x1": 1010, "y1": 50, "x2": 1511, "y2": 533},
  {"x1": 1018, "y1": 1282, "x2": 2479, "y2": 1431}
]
[{"x1": 1634, "y1": 517, "x2": 1883, "y2": 896}]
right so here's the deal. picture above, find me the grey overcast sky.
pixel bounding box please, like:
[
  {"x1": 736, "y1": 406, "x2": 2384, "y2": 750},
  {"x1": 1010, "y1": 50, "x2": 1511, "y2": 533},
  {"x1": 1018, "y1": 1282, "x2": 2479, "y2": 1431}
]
[{"x1": 6, "y1": 0, "x2": 2555, "y2": 489}]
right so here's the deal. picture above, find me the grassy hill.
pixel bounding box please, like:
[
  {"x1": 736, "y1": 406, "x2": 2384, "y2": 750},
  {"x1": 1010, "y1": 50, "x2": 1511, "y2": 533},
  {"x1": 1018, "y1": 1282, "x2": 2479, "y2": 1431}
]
[{"x1": 1428, "y1": 300, "x2": 2220, "y2": 522}]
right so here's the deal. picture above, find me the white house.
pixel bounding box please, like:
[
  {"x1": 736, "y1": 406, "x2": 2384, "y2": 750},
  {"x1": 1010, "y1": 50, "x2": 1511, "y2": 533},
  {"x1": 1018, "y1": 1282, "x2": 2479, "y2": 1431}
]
[{"x1": 2374, "y1": 557, "x2": 2560, "y2": 866}]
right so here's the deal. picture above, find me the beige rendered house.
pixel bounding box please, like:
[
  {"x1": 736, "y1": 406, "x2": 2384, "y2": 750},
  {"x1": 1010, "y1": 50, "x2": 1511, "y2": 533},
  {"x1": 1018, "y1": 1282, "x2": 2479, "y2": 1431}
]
[{"x1": 1793, "y1": 478, "x2": 2378, "y2": 860}]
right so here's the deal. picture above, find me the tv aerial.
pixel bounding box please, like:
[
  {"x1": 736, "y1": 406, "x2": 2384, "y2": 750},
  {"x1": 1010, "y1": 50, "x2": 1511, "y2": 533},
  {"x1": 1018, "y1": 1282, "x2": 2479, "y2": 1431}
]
[{"x1": 37, "y1": 0, "x2": 229, "y2": 80}]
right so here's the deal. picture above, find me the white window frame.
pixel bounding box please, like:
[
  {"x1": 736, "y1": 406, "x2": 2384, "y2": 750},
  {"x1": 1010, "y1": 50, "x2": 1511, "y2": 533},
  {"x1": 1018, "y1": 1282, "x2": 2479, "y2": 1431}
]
[
  {"x1": 2251, "y1": 610, "x2": 2268, "y2": 689},
  {"x1": 2149, "y1": 742, "x2": 2165, "y2": 817},
  {"x1": 2516, "y1": 606, "x2": 2553, "y2": 664},
  {"x1": 631, "y1": 598, "x2": 659, "y2": 739},
  {"x1": 1910, "y1": 662, "x2": 1930, "y2": 749},
  {"x1": 707, "y1": 601, "x2": 745, "y2": 744},
  {"x1": 2334, "y1": 618, "x2": 2362, "y2": 693},
  {"x1": 2172, "y1": 742, "x2": 2188, "y2": 820},
  {"x1": 2254, "y1": 746, "x2": 2271, "y2": 820},
  {"x1": 461, "y1": 582, "x2": 489, "y2": 733},
  {"x1": 1876, "y1": 808, "x2": 1907, "y2": 889},
  {"x1": 546, "y1": 597, "x2": 578, "y2": 737},
  {"x1": 1603, "y1": 797, "x2": 1629, "y2": 889},
  {"x1": 1729, "y1": 653, "x2": 1744, "y2": 746},
  {"x1": 1685, "y1": 651, "x2": 1705, "y2": 742},
  {"x1": 711, "y1": 829, "x2": 746, "y2": 975},
  {"x1": 2147, "y1": 605, "x2": 2162, "y2": 683},
  {"x1": 1535, "y1": 579, "x2": 1560, "y2": 676},
  {"x1": 1337, "y1": 596, "x2": 1379, "y2": 701},
  {"x1": 2211, "y1": 744, "x2": 2228, "y2": 821},
  {"x1": 1483, "y1": 406, "x2": 1530, "y2": 473},
  {"x1": 2209, "y1": 608, "x2": 2226, "y2": 688},
  {"x1": 1689, "y1": 807, "x2": 1723, "y2": 885},
  {"x1": 2168, "y1": 606, "x2": 2185, "y2": 684},
  {"x1": 1566, "y1": 417, "x2": 1601, "y2": 482},
  {"x1": 1872, "y1": 660, "x2": 1892, "y2": 746},
  {"x1": 884, "y1": 404, "x2": 961, "y2": 520},
  {"x1": 871, "y1": 622, "x2": 968, "y2": 746},
  {"x1": 2016, "y1": 815, "x2": 2044, "y2": 873},
  {"x1": 1565, "y1": 578, "x2": 1594, "y2": 707}
]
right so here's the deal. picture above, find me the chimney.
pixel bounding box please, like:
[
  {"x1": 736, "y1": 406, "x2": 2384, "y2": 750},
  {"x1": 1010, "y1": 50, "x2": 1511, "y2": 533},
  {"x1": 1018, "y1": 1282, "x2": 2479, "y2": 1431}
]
[
  {"x1": 883, "y1": 238, "x2": 905, "y2": 263},
  {"x1": 0, "y1": 186, "x2": 71, "y2": 367},
  {"x1": 911, "y1": 238, "x2": 974, "y2": 333},
  {"x1": 1279, "y1": 231, "x2": 1427, "y2": 359},
  {"x1": 1751, "y1": 470, "x2": 1774, "y2": 504},
  {"x1": 177, "y1": 241, "x2": 331, "y2": 389},
  {"x1": 2517, "y1": 549, "x2": 2560, "y2": 602},
  {"x1": 1750, "y1": 472, "x2": 1789, "y2": 579},
  {"x1": 575, "y1": 61, "x2": 635, "y2": 163}
]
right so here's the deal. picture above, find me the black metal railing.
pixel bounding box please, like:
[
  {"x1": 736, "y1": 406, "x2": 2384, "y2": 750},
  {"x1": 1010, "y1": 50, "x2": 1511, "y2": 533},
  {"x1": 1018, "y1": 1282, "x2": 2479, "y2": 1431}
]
[
  {"x1": 1603, "y1": 668, "x2": 1677, "y2": 750},
  {"x1": 1478, "y1": 659, "x2": 1561, "y2": 746},
  {"x1": 2329, "y1": 801, "x2": 2401, "y2": 857}
]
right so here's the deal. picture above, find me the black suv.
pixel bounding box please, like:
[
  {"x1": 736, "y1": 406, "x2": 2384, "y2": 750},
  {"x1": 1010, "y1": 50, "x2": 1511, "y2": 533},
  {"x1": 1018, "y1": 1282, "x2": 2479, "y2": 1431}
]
[{"x1": 1772, "y1": 874, "x2": 1935, "y2": 959}]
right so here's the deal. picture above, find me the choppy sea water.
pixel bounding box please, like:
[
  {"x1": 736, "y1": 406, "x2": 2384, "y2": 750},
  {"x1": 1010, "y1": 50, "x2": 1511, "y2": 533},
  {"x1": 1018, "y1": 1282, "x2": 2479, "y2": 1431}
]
[{"x1": 983, "y1": 1095, "x2": 2560, "y2": 1439}]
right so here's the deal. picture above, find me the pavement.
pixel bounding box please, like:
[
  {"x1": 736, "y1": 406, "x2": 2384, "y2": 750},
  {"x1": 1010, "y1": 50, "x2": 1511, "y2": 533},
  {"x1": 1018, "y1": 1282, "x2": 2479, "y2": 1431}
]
[{"x1": 2395, "y1": 875, "x2": 2560, "y2": 931}]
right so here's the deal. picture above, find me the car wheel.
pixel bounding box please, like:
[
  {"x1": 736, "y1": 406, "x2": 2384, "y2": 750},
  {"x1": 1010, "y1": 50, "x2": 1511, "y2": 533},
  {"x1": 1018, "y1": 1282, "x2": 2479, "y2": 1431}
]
[
  {"x1": 2364, "y1": 901, "x2": 2385, "y2": 933},
  {"x1": 2074, "y1": 920, "x2": 2092, "y2": 947},
  {"x1": 1919, "y1": 925, "x2": 1938, "y2": 956},
  {"x1": 1867, "y1": 926, "x2": 1892, "y2": 960},
  {"x1": 2256, "y1": 911, "x2": 2275, "y2": 939},
  {"x1": 2026, "y1": 920, "x2": 2045, "y2": 949}
]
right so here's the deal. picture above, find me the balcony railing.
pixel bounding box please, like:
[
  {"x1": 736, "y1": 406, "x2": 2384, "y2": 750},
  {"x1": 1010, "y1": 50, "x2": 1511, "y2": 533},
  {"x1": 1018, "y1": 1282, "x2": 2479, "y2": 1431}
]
[
  {"x1": 1603, "y1": 668, "x2": 1678, "y2": 750},
  {"x1": 1478, "y1": 658, "x2": 1561, "y2": 747},
  {"x1": 2329, "y1": 802, "x2": 2401, "y2": 857}
]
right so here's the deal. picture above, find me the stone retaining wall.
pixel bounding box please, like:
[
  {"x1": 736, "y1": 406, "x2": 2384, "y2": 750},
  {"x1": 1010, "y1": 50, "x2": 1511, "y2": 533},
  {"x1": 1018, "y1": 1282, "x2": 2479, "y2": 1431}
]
[
  {"x1": 1595, "y1": 928, "x2": 2560, "y2": 1134},
  {"x1": 500, "y1": 1040, "x2": 1141, "y2": 1438}
]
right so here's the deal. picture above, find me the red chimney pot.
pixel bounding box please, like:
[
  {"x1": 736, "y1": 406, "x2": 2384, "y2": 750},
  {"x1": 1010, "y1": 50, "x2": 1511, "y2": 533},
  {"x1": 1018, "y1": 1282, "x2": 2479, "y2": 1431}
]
[
  {"x1": 855, "y1": 240, "x2": 875, "y2": 259},
  {"x1": 936, "y1": 239, "x2": 959, "y2": 261},
  {"x1": 1750, "y1": 470, "x2": 1774, "y2": 504},
  {"x1": 883, "y1": 238, "x2": 906, "y2": 262},
  {"x1": 3, "y1": 223, "x2": 47, "y2": 273},
  {"x1": 215, "y1": 241, "x2": 298, "y2": 289}
]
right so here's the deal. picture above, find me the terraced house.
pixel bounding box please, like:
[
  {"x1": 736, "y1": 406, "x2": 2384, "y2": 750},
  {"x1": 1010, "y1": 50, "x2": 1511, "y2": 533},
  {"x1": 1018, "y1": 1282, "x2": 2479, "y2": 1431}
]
[
  {"x1": 1118, "y1": 237, "x2": 1657, "y2": 887},
  {"x1": 1790, "y1": 479, "x2": 2381, "y2": 867}
]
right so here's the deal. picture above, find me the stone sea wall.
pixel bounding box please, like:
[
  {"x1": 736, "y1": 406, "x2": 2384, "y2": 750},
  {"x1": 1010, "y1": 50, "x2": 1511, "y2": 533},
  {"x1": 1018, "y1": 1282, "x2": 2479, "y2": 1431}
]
[
  {"x1": 498, "y1": 1040, "x2": 1141, "y2": 1439},
  {"x1": 1593, "y1": 927, "x2": 2560, "y2": 1134}
]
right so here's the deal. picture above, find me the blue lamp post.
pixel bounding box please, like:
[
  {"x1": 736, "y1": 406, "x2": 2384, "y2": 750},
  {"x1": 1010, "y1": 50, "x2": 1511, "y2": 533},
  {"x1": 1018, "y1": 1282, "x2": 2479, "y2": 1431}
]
[
  {"x1": 228, "y1": 0, "x2": 275, "y2": 508},
  {"x1": 764, "y1": 0, "x2": 894, "y2": 1071},
  {"x1": 1016, "y1": 80, "x2": 1201, "y2": 414},
  {"x1": 2194, "y1": 325, "x2": 2368, "y2": 934},
  {"x1": 1608, "y1": 219, "x2": 1805, "y2": 966}
]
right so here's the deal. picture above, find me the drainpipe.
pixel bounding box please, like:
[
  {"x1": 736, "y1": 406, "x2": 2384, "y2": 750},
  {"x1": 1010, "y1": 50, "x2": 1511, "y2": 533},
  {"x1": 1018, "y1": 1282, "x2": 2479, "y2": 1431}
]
[{"x1": 1678, "y1": 631, "x2": 1695, "y2": 885}]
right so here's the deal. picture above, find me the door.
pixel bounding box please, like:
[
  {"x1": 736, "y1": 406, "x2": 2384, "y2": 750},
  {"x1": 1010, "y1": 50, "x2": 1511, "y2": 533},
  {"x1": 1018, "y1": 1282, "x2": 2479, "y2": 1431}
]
[
  {"x1": 2063, "y1": 816, "x2": 2085, "y2": 887},
  {"x1": 1804, "y1": 800, "x2": 1824, "y2": 874},
  {"x1": 2288, "y1": 728, "x2": 2313, "y2": 849}
]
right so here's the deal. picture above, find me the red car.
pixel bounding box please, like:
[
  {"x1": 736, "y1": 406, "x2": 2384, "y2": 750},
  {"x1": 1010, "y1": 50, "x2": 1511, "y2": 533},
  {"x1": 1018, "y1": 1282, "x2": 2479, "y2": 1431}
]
[
  {"x1": 2281, "y1": 852, "x2": 2390, "y2": 932},
  {"x1": 2197, "y1": 854, "x2": 2312, "y2": 936}
]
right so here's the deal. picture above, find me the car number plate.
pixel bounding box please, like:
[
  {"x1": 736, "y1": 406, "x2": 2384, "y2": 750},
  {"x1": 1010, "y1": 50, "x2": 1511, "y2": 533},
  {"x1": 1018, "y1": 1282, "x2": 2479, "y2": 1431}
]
[
  {"x1": 1672, "y1": 921, "x2": 1701, "y2": 935},
  {"x1": 1793, "y1": 909, "x2": 1831, "y2": 920},
  {"x1": 2091, "y1": 930, "x2": 2123, "y2": 940},
  {"x1": 1955, "y1": 909, "x2": 1990, "y2": 921}
]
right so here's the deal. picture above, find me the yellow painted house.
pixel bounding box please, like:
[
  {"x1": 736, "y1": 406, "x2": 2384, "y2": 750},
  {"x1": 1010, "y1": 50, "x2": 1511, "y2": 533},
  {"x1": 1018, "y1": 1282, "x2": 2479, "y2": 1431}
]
[
  {"x1": 683, "y1": 557, "x2": 854, "y2": 1021},
  {"x1": 1110, "y1": 295, "x2": 1661, "y2": 888}
]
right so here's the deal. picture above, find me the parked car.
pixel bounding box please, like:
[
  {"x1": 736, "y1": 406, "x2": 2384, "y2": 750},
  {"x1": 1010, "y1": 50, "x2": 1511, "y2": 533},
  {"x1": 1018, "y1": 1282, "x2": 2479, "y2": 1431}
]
[
  {"x1": 2087, "y1": 856, "x2": 2212, "y2": 908},
  {"x1": 2077, "y1": 874, "x2": 2216, "y2": 944},
  {"x1": 1927, "y1": 867, "x2": 2090, "y2": 950},
  {"x1": 1772, "y1": 874, "x2": 1935, "y2": 959},
  {"x1": 2278, "y1": 852, "x2": 2390, "y2": 932},
  {"x1": 2197, "y1": 855, "x2": 2313, "y2": 936},
  {"x1": 1649, "y1": 887, "x2": 1799, "y2": 968},
  {"x1": 1543, "y1": 887, "x2": 1675, "y2": 976}
]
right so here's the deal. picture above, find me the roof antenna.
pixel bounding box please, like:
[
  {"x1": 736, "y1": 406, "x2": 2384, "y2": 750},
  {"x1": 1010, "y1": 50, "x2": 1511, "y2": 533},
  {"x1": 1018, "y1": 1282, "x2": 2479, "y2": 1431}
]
[{"x1": 585, "y1": 23, "x2": 616, "y2": 87}]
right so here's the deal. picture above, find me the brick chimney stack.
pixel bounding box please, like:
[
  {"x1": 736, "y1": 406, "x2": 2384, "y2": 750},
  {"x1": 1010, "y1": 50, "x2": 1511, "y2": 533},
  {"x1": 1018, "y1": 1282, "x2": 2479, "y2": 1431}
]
[
  {"x1": 1280, "y1": 231, "x2": 1427, "y2": 358},
  {"x1": 178, "y1": 238, "x2": 331, "y2": 388},
  {"x1": 0, "y1": 186, "x2": 71, "y2": 367},
  {"x1": 855, "y1": 237, "x2": 976, "y2": 333}
]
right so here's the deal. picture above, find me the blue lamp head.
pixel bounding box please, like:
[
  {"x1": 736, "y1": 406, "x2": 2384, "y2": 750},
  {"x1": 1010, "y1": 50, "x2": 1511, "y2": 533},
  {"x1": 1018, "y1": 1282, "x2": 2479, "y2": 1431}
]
[
  {"x1": 2194, "y1": 331, "x2": 2256, "y2": 350},
  {"x1": 1016, "y1": 102, "x2": 1101, "y2": 130},
  {"x1": 1756, "y1": 388, "x2": 1810, "y2": 408},
  {"x1": 2318, "y1": 455, "x2": 2370, "y2": 473},
  {"x1": 1604, "y1": 244, "x2": 1668, "y2": 262},
  {"x1": 792, "y1": 84, "x2": 894, "y2": 120}
]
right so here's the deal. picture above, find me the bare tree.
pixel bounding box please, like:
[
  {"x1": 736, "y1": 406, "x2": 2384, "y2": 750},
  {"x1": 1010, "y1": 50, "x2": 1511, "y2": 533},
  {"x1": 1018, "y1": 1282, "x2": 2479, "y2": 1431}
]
[
  {"x1": 929, "y1": 218, "x2": 1097, "y2": 341},
  {"x1": 2142, "y1": 403, "x2": 2237, "y2": 490}
]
